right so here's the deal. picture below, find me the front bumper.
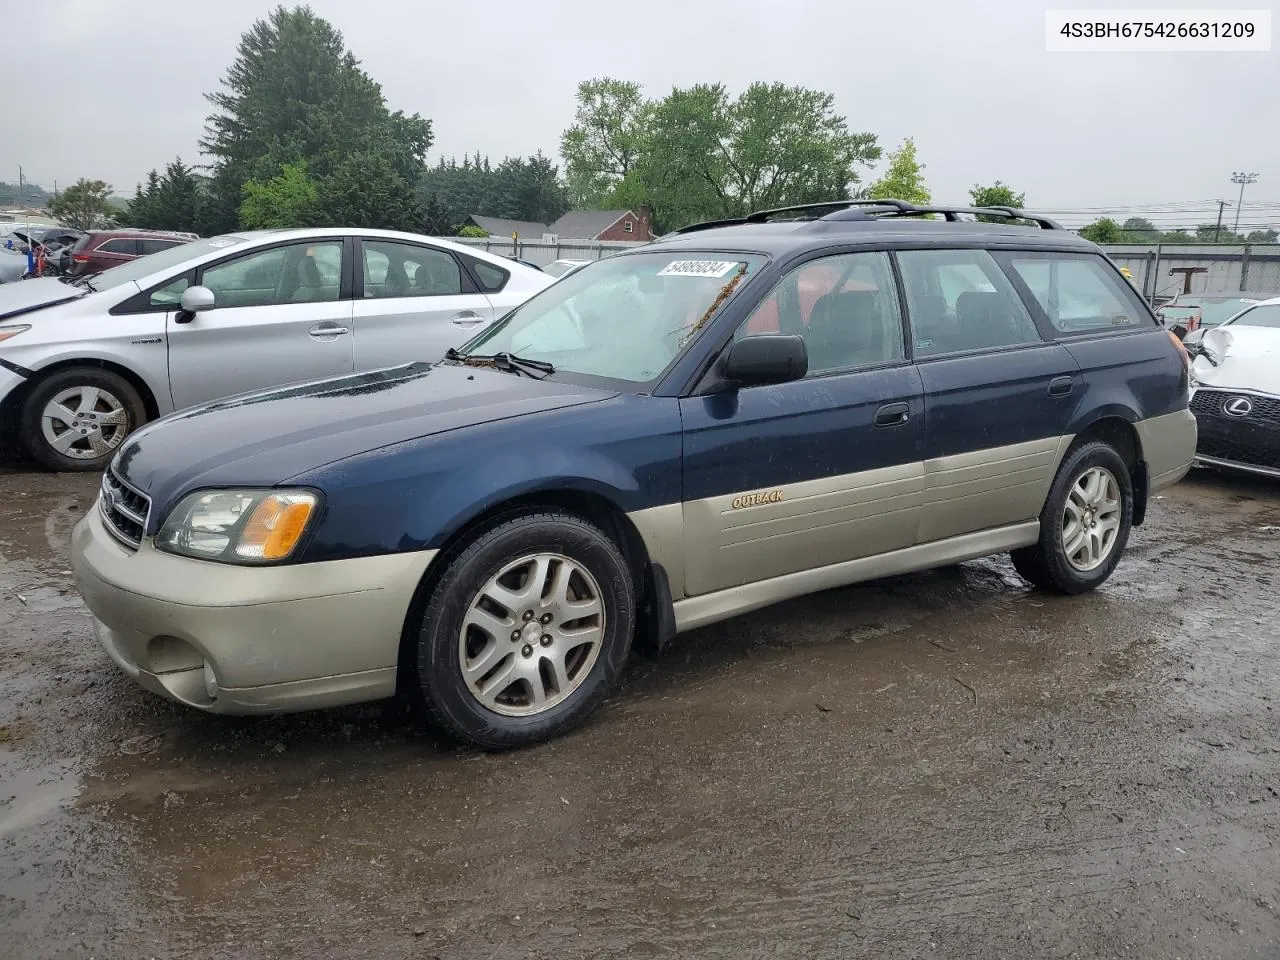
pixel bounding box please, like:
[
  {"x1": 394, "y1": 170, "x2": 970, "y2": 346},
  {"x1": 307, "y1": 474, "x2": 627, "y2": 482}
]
[
  {"x1": 71, "y1": 508, "x2": 437, "y2": 714},
  {"x1": 1190, "y1": 388, "x2": 1280, "y2": 480}
]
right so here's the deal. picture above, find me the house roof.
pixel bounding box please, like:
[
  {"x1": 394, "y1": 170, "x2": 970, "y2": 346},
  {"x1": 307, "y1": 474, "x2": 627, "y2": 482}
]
[
  {"x1": 549, "y1": 210, "x2": 634, "y2": 240},
  {"x1": 467, "y1": 209, "x2": 649, "y2": 241},
  {"x1": 468, "y1": 215, "x2": 551, "y2": 238}
]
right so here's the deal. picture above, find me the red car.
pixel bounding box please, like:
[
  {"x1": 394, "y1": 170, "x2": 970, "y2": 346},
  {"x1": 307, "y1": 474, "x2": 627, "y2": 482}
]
[{"x1": 65, "y1": 229, "x2": 195, "y2": 277}]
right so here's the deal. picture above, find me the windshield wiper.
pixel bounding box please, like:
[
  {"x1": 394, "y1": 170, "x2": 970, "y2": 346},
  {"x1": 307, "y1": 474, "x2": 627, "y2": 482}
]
[{"x1": 444, "y1": 347, "x2": 554, "y2": 379}]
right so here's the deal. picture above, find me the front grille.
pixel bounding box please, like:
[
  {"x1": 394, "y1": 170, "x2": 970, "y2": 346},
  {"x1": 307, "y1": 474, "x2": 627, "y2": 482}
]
[
  {"x1": 1198, "y1": 435, "x2": 1280, "y2": 471},
  {"x1": 1191, "y1": 388, "x2": 1280, "y2": 425},
  {"x1": 98, "y1": 467, "x2": 150, "y2": 551}
]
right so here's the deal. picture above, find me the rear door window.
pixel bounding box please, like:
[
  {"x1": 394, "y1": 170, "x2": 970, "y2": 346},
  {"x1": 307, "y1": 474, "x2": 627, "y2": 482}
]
[
  {"x1": 896, "y1": 249, "x2": 1041, "y2": 357},
  {"x1": 97, "y1": 238, "x2": 139, "y2": 255},
  {"x1": 1003, "y1": 253, "x2": 1147, "y2": 334},
  {"x1": 139, "y1": 238, "x2": 184, "y2": 255}
]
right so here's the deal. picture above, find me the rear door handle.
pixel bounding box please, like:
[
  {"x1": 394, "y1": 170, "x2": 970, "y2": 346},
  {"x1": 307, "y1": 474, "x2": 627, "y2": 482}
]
[
  {"x1": 451, "y1": 311, "x2": 485, "y2": 326},
  {"x1": 1048, "y1": 376, "x2": 1074, "y2": 397},
  {"x1": 308, "y1": 322, "x2": 350, "y2": 340},
  {"x1": 874, "y1": 402, "x2": 911, "y2": 427}
]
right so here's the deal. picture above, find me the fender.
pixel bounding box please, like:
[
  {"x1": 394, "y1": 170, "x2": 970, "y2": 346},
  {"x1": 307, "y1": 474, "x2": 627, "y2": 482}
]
[{"x1": 295, "y1": 393, "x2": 684, "y2": 564}]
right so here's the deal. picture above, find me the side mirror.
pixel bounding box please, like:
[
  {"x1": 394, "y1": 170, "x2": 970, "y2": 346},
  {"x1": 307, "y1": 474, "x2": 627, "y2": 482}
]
[
  {"x1": 176, "y1": 285, "x2": 216, "y2": 323},
  {"x1": 722, "y1": 335, "x2": 808, "y2": 387}
]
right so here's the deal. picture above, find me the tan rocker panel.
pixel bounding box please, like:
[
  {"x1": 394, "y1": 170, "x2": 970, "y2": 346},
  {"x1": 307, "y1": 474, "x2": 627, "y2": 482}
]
[{"x1": 680, "y1": 461, "x2": 927, "y2": 595}]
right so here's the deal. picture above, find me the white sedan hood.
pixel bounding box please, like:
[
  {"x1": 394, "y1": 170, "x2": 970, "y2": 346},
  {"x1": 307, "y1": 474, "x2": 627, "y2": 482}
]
[{"x1": 1192, "y1": 326, "x2": 1280, "y2": 395}]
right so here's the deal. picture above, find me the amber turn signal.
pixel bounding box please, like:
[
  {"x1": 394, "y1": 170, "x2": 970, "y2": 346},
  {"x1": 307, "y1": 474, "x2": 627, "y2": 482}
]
[{"x1": 236, "y1": 493, "x2": 317, "y2": 561}]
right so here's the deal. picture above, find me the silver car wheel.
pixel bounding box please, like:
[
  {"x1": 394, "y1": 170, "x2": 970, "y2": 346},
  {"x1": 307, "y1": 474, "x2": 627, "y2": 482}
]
[
  {"x1": 1062, "y1": 466, "x2": 1122, "y2": 572},
  {"x1": 40, "y1": 386, "x2": 129, "y2": 461},
  {"x1": 458, "y1": 552, "x2": 606, "y2": 717}
]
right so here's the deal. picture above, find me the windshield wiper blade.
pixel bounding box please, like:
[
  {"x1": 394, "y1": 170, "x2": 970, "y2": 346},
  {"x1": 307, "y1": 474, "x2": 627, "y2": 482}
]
[{"x1": 445, "y1": 348, "x2": 554, "y2": 379}]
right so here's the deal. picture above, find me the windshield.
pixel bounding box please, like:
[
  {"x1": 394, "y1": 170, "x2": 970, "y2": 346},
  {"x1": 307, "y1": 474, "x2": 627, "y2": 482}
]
[
  {"x1": 542, "y1": 261, "x2": 580, "y2": 278},
  {"x1": 461, "y1": 251, "x2": 764, "y2": 384},
  {"x1": 85, "y1": 235, "x2": 247, "y2": 292},
  {"x1": 1226, "y1": 303, "x2": 1280, "y2": 330}
]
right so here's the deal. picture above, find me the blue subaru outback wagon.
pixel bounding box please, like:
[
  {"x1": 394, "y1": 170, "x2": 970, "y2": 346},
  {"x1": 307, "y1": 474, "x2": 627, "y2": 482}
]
[{"x1": 72, "y1": 201, "x2": 1197, "y2": 748}]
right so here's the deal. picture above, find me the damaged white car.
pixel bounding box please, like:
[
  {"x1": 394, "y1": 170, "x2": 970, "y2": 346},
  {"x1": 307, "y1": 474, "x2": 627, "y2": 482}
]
[{"x1": 1188, "y1": 296, "x2": 1280, "y2": 479}]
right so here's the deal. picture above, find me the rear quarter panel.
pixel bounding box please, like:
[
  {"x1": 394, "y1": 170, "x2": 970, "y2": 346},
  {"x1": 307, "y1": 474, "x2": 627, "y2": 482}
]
[{"x1": 1062, "y1": 329, "x2": 1187, "y2": 429}]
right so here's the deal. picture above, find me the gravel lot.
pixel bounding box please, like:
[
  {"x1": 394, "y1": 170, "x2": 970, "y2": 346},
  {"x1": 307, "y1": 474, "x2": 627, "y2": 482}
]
[{"x1": 1, "y1": 467, "x2": 1277, "y2": 959}]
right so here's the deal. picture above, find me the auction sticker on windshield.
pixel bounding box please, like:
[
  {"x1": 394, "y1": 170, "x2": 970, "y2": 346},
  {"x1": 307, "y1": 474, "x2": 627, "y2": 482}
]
[{"x1": 657, "y1": 260, "x2": 739, "y2": 279}]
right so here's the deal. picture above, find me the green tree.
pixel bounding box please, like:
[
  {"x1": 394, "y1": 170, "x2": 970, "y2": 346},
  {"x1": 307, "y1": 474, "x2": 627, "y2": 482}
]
[
  {"x1": 560, "y1": 78, "x2": 650, "y2": 207},
  {"x1": 239, "y1": 161, "x2": 319, "y2": 228},
  {"x1": 457, "y1": 225, "x2": 488, "y2": 238},
  {"x1": 125, "y1": 158, "x2": 204, "y2": 232},
  {"x1": 316, "y1": 153, "x2": 419, "y2": 229},
  {"x1": 970, "y1": 181, "x2": 1026, "y2": 211},
  {"x1": 969, "y1": 181, "x2": 1026, "y2": 222},
  {"x1": 49, "y1": 178, "x2": 114, "y2": 229},
  {"x1": 1078, "y1": 217, "x2": 1125, "y2": 243},
  {"x1": 201, "y1": 4, "x2": 431, "y2": 233},
  {"x1": 637, "y1": 81, "x2": 879, "y2": 230},
  {"x1": 1245, "y1": 228, "x2": 1279, "y2": 243},
  {"x1": 865, "y1": 139, "x2": 930, "y2": 206}
]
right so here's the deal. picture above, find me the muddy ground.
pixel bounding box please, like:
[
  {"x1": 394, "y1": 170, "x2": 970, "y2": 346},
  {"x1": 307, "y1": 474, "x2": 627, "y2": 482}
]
[{"x1": 0, "y1": 467, "x2": 1276, "y2": 959}]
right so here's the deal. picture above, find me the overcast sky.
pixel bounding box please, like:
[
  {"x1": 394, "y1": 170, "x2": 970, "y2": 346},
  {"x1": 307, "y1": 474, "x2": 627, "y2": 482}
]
[{"x1": 6, "y1": 0, "x2": 1278, "y2": 230}]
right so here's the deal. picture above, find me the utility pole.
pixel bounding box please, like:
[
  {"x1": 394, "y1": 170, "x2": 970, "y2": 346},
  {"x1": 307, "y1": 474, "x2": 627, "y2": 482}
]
[
  {"x1": 17, "y1": 166, "x2": 23, "y2": 208},
  {"x1": 1231, "y1": 172, "x2": 1258, "y2": 234},
  {"x1": 1212, "y1": 199, "x2": 1232, "y2": 242}
]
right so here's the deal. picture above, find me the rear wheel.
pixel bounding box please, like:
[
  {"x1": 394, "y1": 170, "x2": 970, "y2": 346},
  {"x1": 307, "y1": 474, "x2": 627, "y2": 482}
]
[
  {"x1": 412, "y1": 510, "x2": 635, "y2": 749},
  {"x1": 1011, "y1": 441, "x2": 1133, "y2": 594},
  {"x1": 19, "y1": 367, "x2": 146, "y2": 472}
]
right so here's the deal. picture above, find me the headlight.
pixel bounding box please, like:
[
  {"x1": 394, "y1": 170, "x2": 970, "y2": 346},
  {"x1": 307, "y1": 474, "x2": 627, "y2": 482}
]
[
  {"x1": 156, "y1": 488, "x2": 319, "y2": 564},
  {"x1": 0, "y1": 324, "x2": 31, "y2": 343}
]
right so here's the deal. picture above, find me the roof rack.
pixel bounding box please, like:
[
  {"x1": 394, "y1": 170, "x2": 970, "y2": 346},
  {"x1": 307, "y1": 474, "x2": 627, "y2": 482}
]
[{"x1": 665, "y1": 199, "x2": 1062, "y2": 236}]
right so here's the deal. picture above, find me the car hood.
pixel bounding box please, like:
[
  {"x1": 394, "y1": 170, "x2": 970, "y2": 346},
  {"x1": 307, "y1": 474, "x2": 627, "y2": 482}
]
[
  {"x1": 1192, "y1": 325, "x2": 1280, "y2": 395},
  {"x1": 114, "y1": 362, "x2": 617, "y2": 521},
  {"x1": 0, "y1": 276, "x2": 86, "y2": 318}
]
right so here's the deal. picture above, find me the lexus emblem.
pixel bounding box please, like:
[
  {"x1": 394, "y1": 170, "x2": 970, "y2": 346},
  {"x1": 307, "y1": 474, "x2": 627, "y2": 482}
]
[{"x1": 1222, "y1": 396, "x2": 1253, "y2": 417}]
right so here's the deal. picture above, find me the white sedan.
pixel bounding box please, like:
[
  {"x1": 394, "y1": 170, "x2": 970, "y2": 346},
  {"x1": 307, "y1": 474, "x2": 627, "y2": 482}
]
[{"x1": 0, "y1": 228, "x2": 554, "y2": 470}]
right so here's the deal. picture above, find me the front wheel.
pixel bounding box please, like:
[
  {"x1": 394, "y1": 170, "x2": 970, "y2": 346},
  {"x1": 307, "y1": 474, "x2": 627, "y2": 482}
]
[
  {"x1": 1011, "y1": 441, "x2": 1133, "y2": 594},
  {"x1": 412, "y1": 510, "x2": 635, "y2": 749},
  {"x1": 19, "y1": 367, "x2": 146, "y2": 472}
]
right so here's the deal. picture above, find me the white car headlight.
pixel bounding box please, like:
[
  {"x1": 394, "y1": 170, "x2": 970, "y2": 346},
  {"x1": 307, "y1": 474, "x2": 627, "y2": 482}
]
[{"x1": 156, "y1": 488, "x2": 320, "y2": 564}]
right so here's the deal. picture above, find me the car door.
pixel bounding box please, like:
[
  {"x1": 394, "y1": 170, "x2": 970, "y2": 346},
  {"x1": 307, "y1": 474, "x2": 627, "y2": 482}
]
[
  {"x1": 350, "y1": 238, "x2": 495, "y2": 370},
  {"x1": 167, "y1": 238, "x2": 355, "y2": 409},
  {"x1": 897, "y1": 248, "x2": 1080, "y2": 544},
  {"x1": 680, "y1": 251, "x2": 926, "y2": 597}
]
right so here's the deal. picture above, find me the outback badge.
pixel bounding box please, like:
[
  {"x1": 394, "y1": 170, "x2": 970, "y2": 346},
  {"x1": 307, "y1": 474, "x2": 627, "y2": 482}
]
[{"x1": 731, "y1": 489, "x2": 784, "y2": 509}]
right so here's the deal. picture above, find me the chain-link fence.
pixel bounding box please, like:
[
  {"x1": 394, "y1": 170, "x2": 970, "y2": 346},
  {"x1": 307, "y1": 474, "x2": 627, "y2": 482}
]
[{"x1": 1102, "y1": 244, "x2": 1280, "y2": 303}]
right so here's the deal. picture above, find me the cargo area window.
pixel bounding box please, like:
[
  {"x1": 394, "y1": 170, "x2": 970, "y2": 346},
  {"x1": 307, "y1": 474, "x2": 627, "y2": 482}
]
[{"x1": 1006, "y1": 254, "x2": 1144, "y2": 333}]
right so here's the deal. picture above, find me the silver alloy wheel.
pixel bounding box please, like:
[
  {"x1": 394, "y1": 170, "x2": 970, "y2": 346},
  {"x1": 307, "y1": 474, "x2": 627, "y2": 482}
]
[
  {"x1": 40, "y1": 386, "x2": 129, "y2": 461},
  {"x1": 458, "y1": 553, "x2": 606, "y2": 717},
  {"x1": 1062, "y1": 466, "x2": 1122, "y2": 572}
]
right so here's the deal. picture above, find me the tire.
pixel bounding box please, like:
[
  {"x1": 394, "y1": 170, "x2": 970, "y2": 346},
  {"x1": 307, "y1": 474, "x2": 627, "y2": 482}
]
[
  {"x1": 1011, "y1": 440, "x2": 1134, "y2": 595},
  {"x1": 19, "y1": 367, "x2": 146, "y2": 472},
  {"x1": 413, "y1": 510, "x2": 635, "y2": 749}
]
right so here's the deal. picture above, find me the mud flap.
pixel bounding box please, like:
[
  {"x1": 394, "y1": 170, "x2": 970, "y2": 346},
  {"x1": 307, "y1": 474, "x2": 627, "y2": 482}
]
[{"x1": 634, "y1": 563, "x2": 676, "y2": 659}]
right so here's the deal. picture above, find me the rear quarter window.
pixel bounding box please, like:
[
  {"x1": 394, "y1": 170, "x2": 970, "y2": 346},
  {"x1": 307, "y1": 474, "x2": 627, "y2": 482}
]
[
  {"x1": 1002, "y1": 252, "x2": 1152, "y2": 335},
  {"x1": 464, "y1": 254, "x2": 510, "y2": 293}
]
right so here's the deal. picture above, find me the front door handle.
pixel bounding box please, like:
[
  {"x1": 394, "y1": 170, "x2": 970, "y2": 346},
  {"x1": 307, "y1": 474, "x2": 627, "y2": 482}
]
[
  {"x1": 451, "y1": 311, "x2": 486, "y2": 326},
  {"x1": 874, "y1": 402, "x2": 911, "y2": 427},
  {"x1": 308, "y1": 322, "x2": 350, "y2": 340},
  {"x1": 1048, "y1": 376, "x2": 1074, "y2": 397}
]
